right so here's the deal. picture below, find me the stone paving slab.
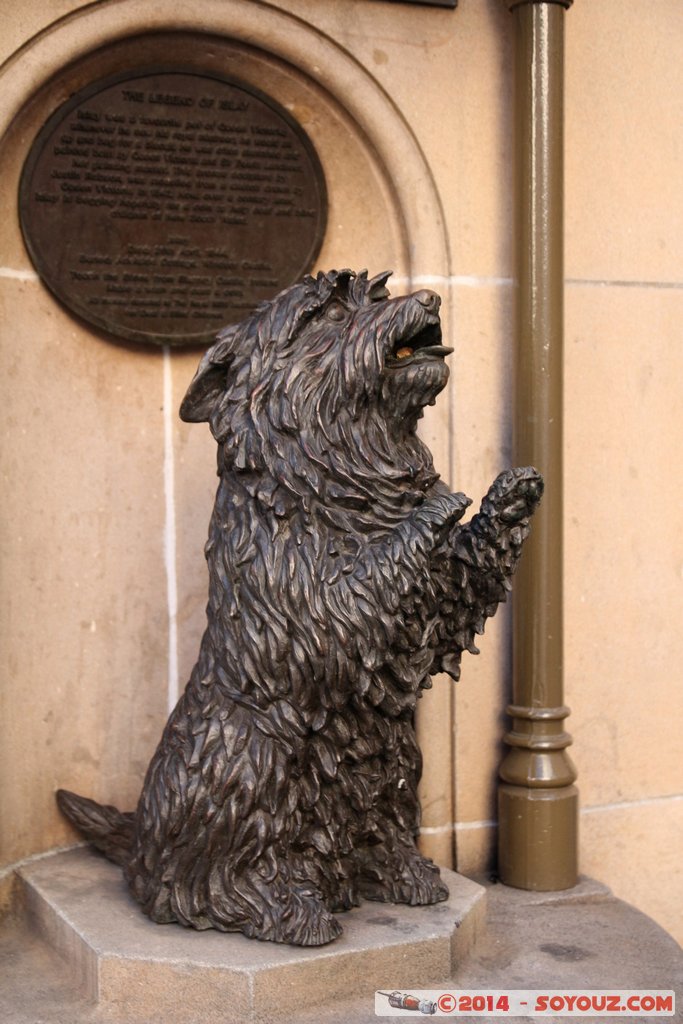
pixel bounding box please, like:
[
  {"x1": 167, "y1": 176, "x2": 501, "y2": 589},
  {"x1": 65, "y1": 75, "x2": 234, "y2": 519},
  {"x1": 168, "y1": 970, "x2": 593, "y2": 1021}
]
[{"x1": 19, "y1": 847, "x2": 485, "y2": 1024}]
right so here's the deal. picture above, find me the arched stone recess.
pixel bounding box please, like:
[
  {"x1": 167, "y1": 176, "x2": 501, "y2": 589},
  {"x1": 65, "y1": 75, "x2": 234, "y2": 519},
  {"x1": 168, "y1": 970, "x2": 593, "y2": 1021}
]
[
  {"x1": 0, "y1": 0, "x2": 454, "y2": 881},
  {"x1": 0, "y1": 0, "x2": 453, "y2": 485},
  {"x1": 0, "y1": 0, "x2": 449, "y2": 281}
]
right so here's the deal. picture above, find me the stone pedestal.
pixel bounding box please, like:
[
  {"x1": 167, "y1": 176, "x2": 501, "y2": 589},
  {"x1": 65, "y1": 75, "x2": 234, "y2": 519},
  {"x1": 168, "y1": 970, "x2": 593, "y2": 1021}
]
[{"x1": 19, "y1": 848, "x2": 485, "y2": 1023}]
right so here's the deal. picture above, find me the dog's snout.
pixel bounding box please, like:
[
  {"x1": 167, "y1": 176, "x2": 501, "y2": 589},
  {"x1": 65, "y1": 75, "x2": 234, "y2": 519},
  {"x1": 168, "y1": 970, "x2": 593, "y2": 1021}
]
[{"x1": 414, "y1": 290, "x2": 440, "y2": 313}]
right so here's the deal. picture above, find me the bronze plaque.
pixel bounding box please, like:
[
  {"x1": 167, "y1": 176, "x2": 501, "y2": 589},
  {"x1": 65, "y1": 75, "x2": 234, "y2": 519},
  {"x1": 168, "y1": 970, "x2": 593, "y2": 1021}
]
[{"x1": 19, "y1": 70, "x2": 327, "y2": 346}]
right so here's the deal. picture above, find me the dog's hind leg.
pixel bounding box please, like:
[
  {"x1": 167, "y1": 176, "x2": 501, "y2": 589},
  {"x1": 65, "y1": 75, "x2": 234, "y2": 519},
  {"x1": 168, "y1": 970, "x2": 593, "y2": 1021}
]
[
  {"x1": 199, "y1": 850, "x2": 343, "y2": 946},
  {"x1": 132, "y1": 850, "x2": 343, "y2": 945},
  {"x1": 353, "y1": 718, "x2": 449, "y2": 906},
  {"x1": 127, "y1": 692, "x2": 345, "y2": 946},
  {"x1": 238, "y1": 871, "x2": 342, "y2": 946}
]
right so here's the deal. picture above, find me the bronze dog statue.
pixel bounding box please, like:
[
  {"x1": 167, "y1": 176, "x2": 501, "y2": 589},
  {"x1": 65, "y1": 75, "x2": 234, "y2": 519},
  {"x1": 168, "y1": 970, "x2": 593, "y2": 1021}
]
[{"x1": 58, "y1": 269, "x2": 542, "y2": 946}]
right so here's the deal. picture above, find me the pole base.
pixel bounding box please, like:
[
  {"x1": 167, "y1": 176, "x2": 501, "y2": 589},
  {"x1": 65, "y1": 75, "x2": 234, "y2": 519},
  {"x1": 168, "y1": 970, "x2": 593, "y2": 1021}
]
[{"x1": 498, "y1": 783, "x2": 578, "y2": 890}]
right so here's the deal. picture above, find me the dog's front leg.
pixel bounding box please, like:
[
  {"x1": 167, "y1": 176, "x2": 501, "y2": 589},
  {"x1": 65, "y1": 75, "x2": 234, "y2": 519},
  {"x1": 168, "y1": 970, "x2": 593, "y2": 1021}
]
[
  {"x1": 324, "y1": 492, "x2": 472, "y2": 677},
  {"x1": 432, "y1": 466, "x2": 544, "y2": 680}
]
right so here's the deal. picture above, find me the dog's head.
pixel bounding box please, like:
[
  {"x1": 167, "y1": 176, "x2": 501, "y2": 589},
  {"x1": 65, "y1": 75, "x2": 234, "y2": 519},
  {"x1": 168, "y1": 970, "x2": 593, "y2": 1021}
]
[{"x1": 180, "y1": 270, "x2": 451, "y2": 506}]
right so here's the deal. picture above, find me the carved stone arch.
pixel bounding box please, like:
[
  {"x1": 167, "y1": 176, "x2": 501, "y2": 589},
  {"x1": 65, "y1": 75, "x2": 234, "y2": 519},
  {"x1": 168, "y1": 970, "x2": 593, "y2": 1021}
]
[{"x1": 0, "y1": 0, "x2": 450, "y2": 284}]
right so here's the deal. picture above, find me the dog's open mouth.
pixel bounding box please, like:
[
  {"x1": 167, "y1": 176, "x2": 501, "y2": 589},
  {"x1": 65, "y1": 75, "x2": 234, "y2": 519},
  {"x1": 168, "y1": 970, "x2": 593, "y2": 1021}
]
[{"x1": 385, "y1": 318, "x2": 453, "y2": 368}]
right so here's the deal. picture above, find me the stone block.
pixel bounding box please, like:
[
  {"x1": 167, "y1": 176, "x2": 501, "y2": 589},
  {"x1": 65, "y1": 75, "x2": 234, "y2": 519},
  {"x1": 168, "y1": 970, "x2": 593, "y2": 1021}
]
[{"x1": 20, "y1": 848, "x2": 485, "y2": 1024}]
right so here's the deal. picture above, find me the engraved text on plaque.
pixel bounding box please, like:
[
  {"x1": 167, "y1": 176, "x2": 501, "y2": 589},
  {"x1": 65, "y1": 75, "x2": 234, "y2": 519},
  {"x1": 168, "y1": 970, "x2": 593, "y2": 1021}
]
[{"x1": 19, "y1": 70, "x2": 328, "y2": 346}]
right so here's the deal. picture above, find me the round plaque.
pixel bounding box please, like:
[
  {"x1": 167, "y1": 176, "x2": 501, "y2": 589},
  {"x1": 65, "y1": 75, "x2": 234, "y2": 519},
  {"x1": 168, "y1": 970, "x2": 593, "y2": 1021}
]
[{"x1": 19, "y1": 69, "x2": 328, "y2": 346}]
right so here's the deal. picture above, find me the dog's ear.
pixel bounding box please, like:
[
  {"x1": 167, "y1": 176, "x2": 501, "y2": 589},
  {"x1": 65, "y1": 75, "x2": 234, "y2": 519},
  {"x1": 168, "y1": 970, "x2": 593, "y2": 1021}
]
[{"x1": 179, "y1": 332, "x2": 235, "y2": 423}]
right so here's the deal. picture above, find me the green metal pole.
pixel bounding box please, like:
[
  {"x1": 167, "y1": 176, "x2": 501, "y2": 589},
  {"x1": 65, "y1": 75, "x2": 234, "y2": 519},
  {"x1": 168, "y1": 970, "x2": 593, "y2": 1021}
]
[{"x1": 498, "y1": 0, "x2": 578, "y2": 890}]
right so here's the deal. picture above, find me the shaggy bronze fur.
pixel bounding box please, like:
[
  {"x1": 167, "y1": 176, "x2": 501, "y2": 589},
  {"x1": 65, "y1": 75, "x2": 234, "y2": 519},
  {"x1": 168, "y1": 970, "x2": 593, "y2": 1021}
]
[{"x1": 58, "y1": 269, "x2": 542, "y2": 946}]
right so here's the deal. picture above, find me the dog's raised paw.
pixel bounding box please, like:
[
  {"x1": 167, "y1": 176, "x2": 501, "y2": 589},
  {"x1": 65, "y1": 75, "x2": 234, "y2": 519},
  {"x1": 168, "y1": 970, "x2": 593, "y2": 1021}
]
[{"x1": 486, "y1": 466, "x2": 544, "y2": 524}]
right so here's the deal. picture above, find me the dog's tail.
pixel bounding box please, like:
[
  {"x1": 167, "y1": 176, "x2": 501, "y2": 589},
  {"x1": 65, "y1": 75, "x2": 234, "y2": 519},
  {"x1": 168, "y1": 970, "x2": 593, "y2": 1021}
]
[{"x1": 56, "y1": 789, "x2": 135, "y2": 867}]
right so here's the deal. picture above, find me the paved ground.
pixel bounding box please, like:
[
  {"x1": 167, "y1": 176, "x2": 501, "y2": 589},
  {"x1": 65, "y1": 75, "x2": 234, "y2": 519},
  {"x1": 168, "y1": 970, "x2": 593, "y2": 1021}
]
[{"x1": 1, "y1": 875, "x2": 681, "y2": 1024}]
